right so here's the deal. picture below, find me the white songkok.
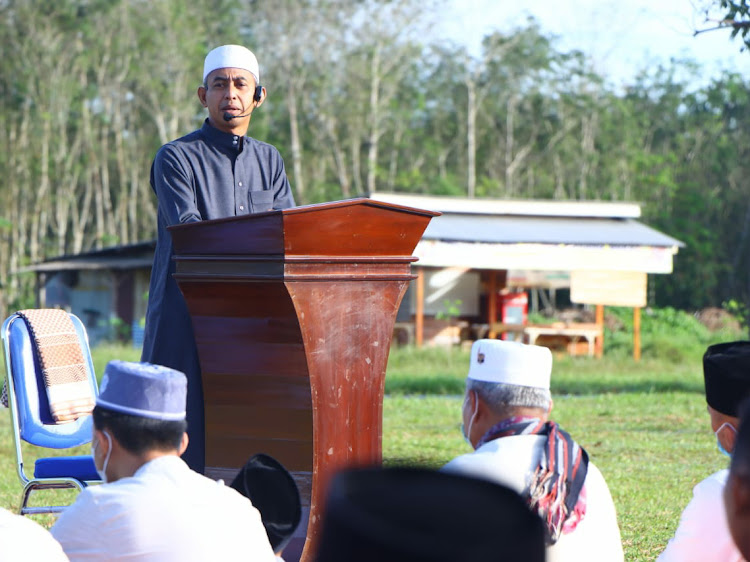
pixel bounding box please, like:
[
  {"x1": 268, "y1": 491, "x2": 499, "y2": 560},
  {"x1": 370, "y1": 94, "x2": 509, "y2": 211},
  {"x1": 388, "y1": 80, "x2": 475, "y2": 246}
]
[
  {"x1": 467, "y1": 339, "x2": 552, "y2": 390},
  {"x1": 203, "y1": 44, "x2": 260, "y2": 84}
]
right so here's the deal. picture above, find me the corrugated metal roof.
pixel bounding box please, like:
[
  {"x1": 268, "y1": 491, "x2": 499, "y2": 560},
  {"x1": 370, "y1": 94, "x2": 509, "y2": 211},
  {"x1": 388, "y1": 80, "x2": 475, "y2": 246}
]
[
  {"x1": 423, "y1": 213, "x2": 684, "y2": 247},
  {"x1": 20, "y1": 257, "x2": 154, "y2": 273},
  {"x1": 17, "y1": 240, "x2": 156, "y2": 273},
  {"x1": 371, "y1": 193, "x2": 642, "y2": 218}
]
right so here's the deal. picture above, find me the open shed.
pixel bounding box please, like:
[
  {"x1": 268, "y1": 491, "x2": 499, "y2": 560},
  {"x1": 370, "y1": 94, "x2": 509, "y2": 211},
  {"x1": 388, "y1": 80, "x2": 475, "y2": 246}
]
[
  {"x1": 370, "y1": 193, "x2": 684, "y2": 357},
  {"x1": 20, "y1": 241, "x2": 155, "y2": 346}
]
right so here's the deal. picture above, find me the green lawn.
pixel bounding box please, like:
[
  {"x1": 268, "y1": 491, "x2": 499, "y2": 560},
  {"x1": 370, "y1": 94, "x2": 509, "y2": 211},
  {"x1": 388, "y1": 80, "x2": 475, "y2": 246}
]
[
  {"x1": 384, "y1": 345, "x2": 727, "y2": 561},
  {"x1": 0, "y1": 342, "x2": 733, "y2": 560}
]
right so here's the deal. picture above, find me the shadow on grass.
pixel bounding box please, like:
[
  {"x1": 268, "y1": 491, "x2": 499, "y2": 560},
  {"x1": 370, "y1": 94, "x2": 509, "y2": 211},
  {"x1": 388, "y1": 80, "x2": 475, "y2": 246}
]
[
  {"x1": 385, "y1": 375, "x2": 705, "y2": 396},
  {"x1": 552, "y1": 378, "x2": 704, "y2": 396},
  {"x1": 386, "y1": 376, "x2": 465, "y2": 395}
]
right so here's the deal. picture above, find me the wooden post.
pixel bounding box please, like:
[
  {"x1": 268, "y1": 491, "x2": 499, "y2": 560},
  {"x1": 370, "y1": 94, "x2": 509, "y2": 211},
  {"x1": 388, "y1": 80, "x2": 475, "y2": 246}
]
[
  {"x1": 488, "y1": 270, "x2": 497, "y2": 339},
  {"x1": 595, "y1": 304, "x2": 604, "y2": 358},
  {"x1": 633, "y1": 306, "x2": 641, "y2": 362},
  {"x1": 416, "y1": 267, "x2": 424, "y2": 348}
]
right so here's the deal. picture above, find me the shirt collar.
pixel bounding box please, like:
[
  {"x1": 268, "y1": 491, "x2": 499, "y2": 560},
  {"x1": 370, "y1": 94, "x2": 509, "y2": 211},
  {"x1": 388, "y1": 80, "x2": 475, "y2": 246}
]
[
  {"x1": 200, "y1": 119, "x2": 244, "y2": 152},
  {"x1": 134, "y1": 454, "x2": 188, "y2": 477}
]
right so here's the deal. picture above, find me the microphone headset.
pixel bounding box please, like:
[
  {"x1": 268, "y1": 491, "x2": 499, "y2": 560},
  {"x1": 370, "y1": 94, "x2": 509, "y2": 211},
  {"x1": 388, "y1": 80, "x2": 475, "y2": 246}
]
[{"x1": 223, "y1": 84, "x2": 263, "y2": 122}]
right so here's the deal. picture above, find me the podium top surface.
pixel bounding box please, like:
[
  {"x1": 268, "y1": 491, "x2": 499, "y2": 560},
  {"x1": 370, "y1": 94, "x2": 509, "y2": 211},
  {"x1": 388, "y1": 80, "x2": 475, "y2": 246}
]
[{"x1": 169, "y1": 198, "x2": 440, "y2": 258}]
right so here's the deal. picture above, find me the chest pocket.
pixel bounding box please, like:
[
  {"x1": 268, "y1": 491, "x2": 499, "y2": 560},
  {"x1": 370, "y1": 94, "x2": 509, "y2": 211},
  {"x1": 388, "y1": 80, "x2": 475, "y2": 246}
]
[{"x1": 248, "y1": 190, "x2": 273, "y2": 213}]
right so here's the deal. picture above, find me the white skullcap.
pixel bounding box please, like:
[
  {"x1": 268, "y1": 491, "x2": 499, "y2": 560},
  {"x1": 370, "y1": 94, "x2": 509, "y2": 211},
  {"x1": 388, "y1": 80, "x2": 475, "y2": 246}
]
[
  {"x1": 203, "y1": 45, "x2": 260, "y2": 84},
  {"x1": 467, "y1": 339, "x2": 552, "y2": 390}
]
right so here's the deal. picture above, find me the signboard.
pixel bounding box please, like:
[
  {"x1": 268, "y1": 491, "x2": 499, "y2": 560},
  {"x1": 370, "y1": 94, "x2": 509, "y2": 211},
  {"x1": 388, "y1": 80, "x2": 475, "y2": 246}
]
[
  {"x1": 507, "y1": 270, "x2": 570, "y2": 289},
  {"x1": 570, "y1": 270, "x2": 647, "y2": 307},
  {"x1": 421, "y1": 267, "x2": 480, "y2": 316}
]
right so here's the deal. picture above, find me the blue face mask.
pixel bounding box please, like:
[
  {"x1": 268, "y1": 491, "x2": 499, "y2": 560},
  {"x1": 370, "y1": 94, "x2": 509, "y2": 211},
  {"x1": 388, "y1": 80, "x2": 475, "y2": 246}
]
[{"x1": 715, "y1": 422, "x2": 737, "y2": 458}]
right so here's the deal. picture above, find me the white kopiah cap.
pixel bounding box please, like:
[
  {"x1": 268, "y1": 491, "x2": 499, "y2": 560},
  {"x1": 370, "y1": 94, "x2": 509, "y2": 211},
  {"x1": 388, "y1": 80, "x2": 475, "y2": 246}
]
[
  {"x1": 467, "y1": 339, "x2": 552, "y2": 390},
  {"x1": 203, "y1": 44, "x2": 260, "y2": 84}
]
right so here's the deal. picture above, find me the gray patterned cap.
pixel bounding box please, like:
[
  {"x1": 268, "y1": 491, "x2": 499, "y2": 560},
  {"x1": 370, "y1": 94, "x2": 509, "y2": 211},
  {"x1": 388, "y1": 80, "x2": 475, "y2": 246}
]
[{"x1": 96, "y1": 361, "x2": 187, "y2": 421}]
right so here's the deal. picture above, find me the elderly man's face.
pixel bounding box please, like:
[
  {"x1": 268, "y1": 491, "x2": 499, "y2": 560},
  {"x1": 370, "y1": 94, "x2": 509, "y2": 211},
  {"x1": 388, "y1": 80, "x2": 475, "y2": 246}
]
[{"x1": 198, "y1": 67, "x2": 263, "y2": 134}]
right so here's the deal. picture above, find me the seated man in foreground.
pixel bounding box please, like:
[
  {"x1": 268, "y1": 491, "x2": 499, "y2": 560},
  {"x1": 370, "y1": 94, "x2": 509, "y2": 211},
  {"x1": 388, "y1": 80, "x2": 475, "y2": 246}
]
[
  {"x1": 315, "y1": 465, "x2": 546, "y2": 561},
  {"x1": 659, "y1": 341, "x2": 750, "y2": 561},
  {"x1": 442, "y1": 339, "x2": 623, "y2": 562},
  {"x1": 0, "y1": 507, "x2": 69, "y2": 561},
  {"x1": 725, "y1": 397, "x2": 750, "y2": 560},
  {"x1": 51, "y1": 360, "x2": 276, "y2": 561}
]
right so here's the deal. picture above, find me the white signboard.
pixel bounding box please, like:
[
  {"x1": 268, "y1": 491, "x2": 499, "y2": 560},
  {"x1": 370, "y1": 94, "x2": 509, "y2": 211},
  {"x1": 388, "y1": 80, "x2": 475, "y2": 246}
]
[
  {"x1": 507, "y1": 270, "x2": 570, "y2": 289},
  {"x1": 570, "y1": 270, "x2": 647, "y2": 307}
]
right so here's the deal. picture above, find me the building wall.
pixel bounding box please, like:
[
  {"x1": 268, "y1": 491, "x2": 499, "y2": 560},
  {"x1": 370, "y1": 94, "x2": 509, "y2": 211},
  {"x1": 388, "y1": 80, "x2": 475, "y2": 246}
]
[
  {"x1": 43, "y1": 268, "x2": 151, "y2": 347},
  {"x1": 399, "y1": 267, "x2": 481, "y2": 318}
]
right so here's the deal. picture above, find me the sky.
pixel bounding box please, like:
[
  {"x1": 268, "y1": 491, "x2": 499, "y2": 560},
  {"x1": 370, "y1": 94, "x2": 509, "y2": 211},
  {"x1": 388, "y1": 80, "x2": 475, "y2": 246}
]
[{"x1": 440, "y1": 0, "x2": 750, "y2": 88}]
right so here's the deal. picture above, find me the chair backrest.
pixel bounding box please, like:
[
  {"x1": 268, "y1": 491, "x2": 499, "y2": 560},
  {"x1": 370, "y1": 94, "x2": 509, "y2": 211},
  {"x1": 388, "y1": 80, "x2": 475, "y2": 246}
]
[{"x1": 2, "y1": 312, "x2": 98, "y2": 449}]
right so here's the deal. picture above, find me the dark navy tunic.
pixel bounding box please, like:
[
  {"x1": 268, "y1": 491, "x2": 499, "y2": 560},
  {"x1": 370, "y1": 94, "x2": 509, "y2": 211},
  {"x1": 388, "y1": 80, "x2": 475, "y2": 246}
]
[{"x1": 141, "y1": 120, "x2": 295, "y2": 472}]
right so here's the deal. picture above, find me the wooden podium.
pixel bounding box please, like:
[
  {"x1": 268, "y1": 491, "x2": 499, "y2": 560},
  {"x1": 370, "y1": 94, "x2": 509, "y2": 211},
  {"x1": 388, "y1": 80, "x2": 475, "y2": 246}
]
[{"x1": 169, "y1": 198, "x2": 438, "y2": 560}]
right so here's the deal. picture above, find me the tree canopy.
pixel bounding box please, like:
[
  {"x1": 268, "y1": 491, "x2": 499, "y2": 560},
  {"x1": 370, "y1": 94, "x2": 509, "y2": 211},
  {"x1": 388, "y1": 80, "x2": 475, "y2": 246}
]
[
  {"x1": 2, "y1": 0, "x2": 750, "y2": 318},
  {"x1": 697, "y1": 0, "x2": 750, "y2": 49}
]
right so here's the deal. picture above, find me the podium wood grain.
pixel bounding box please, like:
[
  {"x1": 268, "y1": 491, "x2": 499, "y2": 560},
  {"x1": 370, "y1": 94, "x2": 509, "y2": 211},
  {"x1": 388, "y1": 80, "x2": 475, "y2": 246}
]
[{"x1": 169, "y1": 199, "x2": 438, "y2": 561}]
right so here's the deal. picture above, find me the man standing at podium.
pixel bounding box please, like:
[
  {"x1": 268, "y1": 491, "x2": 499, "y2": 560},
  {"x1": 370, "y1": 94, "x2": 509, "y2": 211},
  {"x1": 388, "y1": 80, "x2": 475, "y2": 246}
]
[{"x1": 142, "y1": 44, "x2": 296, "y2": 473}]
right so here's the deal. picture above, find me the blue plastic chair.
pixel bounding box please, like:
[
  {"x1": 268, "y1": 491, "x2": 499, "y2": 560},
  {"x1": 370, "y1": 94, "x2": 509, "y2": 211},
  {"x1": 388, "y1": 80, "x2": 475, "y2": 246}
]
[{"x1": 1, "y1": 311, "x2": 101, "y2": 515}]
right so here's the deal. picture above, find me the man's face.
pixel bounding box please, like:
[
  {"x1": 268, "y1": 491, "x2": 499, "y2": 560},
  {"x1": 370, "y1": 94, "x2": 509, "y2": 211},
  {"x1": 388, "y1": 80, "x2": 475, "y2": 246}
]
[{"x1": 198, "y1": 67, "x2": 262, "y2": 135}]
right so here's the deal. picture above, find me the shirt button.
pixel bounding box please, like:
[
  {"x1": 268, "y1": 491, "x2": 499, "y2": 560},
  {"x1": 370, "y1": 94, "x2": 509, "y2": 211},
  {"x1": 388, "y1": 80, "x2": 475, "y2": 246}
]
[
  {"x1": 238, "y1": 182, "x2": 243, "y2": 187},
  {"x1": 239, "y1": 205, "x2": 245, "y2": 211}
]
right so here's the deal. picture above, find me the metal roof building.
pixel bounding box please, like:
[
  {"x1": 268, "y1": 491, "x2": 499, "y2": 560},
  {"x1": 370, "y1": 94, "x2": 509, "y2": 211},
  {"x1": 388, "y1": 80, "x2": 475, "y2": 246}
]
[{"x1": 370, "y1": 193, "x2": 683, "y2": 274}]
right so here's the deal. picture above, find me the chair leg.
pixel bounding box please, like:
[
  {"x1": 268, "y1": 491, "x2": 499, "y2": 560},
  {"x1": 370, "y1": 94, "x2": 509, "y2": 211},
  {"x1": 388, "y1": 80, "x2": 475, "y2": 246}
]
[
  {"x1": 19, "y1": 479, "x2": 87, "y2": 516},
  {"x1": 20, "y1": 484, "x2": 34, "y2": 515}
]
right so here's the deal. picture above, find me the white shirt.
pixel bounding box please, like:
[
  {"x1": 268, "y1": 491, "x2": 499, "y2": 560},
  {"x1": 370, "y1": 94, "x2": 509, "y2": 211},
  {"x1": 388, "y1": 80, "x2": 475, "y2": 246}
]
[
  {"x1": 51, "y1": 455, "x2": 276, "y2": 562},
  {"x1": 657, "y1": 469, "x2": 745, "y2": 562},
  {"x1": 0, "y1": 507, "x2": 69, "y2": 561},
  {"x1": 443, "y1": 434, "x2": 624, "y2": 562}
]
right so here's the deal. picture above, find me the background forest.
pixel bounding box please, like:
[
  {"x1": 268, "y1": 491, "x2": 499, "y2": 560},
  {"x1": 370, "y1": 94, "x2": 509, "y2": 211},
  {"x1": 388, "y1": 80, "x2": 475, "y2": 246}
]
[{"x1": 2, "y1": 0, "x2": 750, "y2": 321}]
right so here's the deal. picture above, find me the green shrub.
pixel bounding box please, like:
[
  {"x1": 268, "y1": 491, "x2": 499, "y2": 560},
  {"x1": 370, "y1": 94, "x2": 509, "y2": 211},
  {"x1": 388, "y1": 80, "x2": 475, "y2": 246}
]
[{"x1": 603, "y1": 306, "x2": 744, "y2": 363}]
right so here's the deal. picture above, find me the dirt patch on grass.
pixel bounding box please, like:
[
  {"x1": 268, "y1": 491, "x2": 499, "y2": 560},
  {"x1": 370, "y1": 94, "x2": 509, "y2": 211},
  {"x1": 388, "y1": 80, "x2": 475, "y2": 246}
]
[{"x1": 695, "y1": 307, "x2": 742, "y2": 332}]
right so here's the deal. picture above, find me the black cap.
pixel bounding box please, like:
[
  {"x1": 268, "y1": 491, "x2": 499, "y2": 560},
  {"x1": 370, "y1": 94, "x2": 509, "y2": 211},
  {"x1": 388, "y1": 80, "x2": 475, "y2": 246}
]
[
  {"x1": 315, "y1": 466, "x2": 545, "y2": 562},
  {"x1": 230, "y1": 453, "x2": 301, "y2": 553},
  {"x1": 704, "y1": 341, "x2": 750, "y2": 417}
]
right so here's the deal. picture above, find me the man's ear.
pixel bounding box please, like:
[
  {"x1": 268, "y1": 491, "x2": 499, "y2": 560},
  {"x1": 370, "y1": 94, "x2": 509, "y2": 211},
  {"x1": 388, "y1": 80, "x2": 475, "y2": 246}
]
[
  {"x1": 473, "y1": 391, "x2": 491, "y2": 422},
  {"x1": 255, "y1": 86, "x2": 266, "y2": 108},
  {"x1": 727, "y1": 424, "x2": 738, "y2": 454},
  {"x1": 92, "y1": 428, "x2": 110, "y2": 457},
  {"x1": 197, "y1": 85, "x2": 207, "y2": 107},
  {"x1": 92, "y1": 428, "x2": 104, "y2": 447},
  {"x1": 548, "y1": 398, "x2": 554, "y2": 415},
  {"x1": 178, "y1": 432, "x2": 189, "y2": 456}
]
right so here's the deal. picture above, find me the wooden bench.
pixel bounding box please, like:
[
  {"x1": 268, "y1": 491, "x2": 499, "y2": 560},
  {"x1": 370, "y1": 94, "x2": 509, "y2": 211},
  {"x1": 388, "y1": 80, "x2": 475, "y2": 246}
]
[{"x1": 524, "y1": 323, "x2": 602, "y2": 357}]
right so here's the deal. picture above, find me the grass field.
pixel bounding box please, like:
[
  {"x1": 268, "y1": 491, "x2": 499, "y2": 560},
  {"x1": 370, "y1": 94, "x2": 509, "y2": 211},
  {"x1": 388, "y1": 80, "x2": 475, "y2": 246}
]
[
  {"x1": 382, "y1": 342, "x2": 731, "y2": 561},
  {"x1": 0, "y1": 328, "x2": 740, "y2": 560}
]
